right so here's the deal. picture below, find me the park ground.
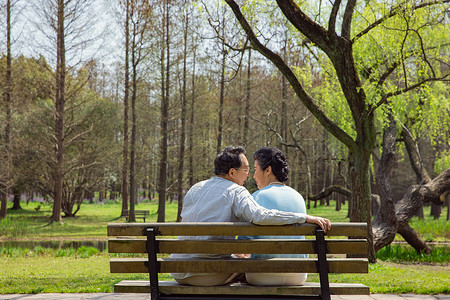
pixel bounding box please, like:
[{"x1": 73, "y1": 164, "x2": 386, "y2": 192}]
[{"x1": 0, "y1": 200, "x2": 449, "y2": 295}]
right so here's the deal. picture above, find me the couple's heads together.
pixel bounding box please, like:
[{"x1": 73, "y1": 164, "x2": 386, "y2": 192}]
[{"x1": 215, "y1": 146, "x2": 289, "y2": 189}]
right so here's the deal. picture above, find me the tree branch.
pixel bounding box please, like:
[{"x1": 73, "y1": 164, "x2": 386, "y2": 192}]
[
  {"x1": 225, "y1": 0, "x2": 356, "y2": 150},
  {"x1": 341, "y1": 0, "x2": 356, "y2": 39},
  {"x1": 309, "y1": 185, "x2": 351, "y2": 200},
  {"x1": 328, "y1": 0, "x2": 342, "y2": 37},
  {"x1": 353, "y1": 0, "x2": 450, "y2": 42},
  {"x1": 275, "y1": 0, "x2": 332, "y2": 53},
  {"x1": 373, "y1": 74, "x2": 450, "y2": 110}
]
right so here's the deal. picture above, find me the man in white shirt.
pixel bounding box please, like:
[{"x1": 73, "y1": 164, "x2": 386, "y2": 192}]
[{"x1": 171, "y1": 146, "x2": 331, "y2": 286}]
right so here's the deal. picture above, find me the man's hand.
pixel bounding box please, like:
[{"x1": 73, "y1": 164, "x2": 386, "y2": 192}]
[{"x1": 305, "y1": 215, "x2": 331, "y2": 233}]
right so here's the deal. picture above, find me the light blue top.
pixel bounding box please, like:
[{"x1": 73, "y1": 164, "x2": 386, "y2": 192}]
[{"x1": 239, "y1": 184, "x2": 308, "y2": 259}]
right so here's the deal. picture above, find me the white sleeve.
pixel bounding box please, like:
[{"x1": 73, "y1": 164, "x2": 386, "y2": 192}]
[{"x1": 233, "y1": 188, "x2": 306, "y2": 225}]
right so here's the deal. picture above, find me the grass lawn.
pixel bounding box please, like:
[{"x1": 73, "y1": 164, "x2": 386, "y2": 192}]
[
  {"x1": 0, "y1": 199, "x2": 449, "y2": 294},
  {"x1": 1, "y1": 200, "x2": 179, "y2": 240},
  {"x1": 0, "y1": 251, "x2": 448, "y2": 294}
]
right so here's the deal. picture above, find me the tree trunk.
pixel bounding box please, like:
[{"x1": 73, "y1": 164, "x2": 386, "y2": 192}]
[
  {"x1": 242, "y1": 49, "x2": 251, "y2": 148},
  {"x1": 177, "y1": 5, "x2": 189, "y2": 222},
  {"x1": 121, "y1": 0, "x2": 130, "y2": 218},
  {"x1": 216, "y1": 37, "x2": 226, "y2": 154},
  {"x1": 12, "y1": 186, "x2": 22, "y2": 210},
  {"x1": 0, "y1": 0, "x2": 12, "y2": 219},
  {"x1": 395, "y1": 125, "x2": 434, "y2": 252},
  {"x1": 51, "y1": 0, "x2": 66, "y2": 224},
  {"x1": 188, "y1": 45, "x2": 196, "y2": 188},
  {"x1": 372, "y1": 112, "x2": 398, "y2": 252},
  {"x1": 430, "y1": 203, "x2": 441, "y2": 219},
  {"x1": 279, "y1": 34, "x2": 288, "y2": 155},
  {"x1": 157, "y1": 0, "x2": 170, "y2": 222},
  {"x1": 395, "y1": 169, "x2": 450, "y2": 253},
  {"x1": 348, "y1": 146, "x2": 375, "y2": 262},
  {"x1": 401, "y1": 126, "x2": 431, "y2": 184},
  {"x1": 129, "y1": 15, "x2": 138, "y2": 223}
]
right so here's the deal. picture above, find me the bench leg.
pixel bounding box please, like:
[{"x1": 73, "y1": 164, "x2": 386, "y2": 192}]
[
  {"x1": 316, "y1": 228, "x2": 331, "y2": 300},
  {"x1": 146, "y1": 227, "x2": 160, "y2": 300}
]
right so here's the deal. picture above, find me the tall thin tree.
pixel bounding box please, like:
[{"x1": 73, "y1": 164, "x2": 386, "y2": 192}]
[
  {"x1": 176, "y1": 0, "x2": 190, "y2": 222},
  {"x1": 188, "y1": 44, "x2": 197, "y2": 188},
  {"x1": 0, "y1": 0, "x2": 13, "y2": 219},
  {"x1": 121, "y1": 0, "x2": 130, "y2": 218},
  {"x1": 157, "y1": 0, "x2": 170, "y2": 222},
  {"x1": 51, "y1": 0, "x2": 66, "y2": 223},
  {"x1": 242, "y1": 48, "x2": 251, "y2": 148},
  {"x1": 216, "y1": 22, "x2": 226, "y2": 154},
  {"x1": 129, "y1": 0, "x2": 151, "y2": 222}
]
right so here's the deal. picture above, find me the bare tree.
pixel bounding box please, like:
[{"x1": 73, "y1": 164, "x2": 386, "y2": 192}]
[
  {"x1": 157, "y1": 0, "x2": 171, "y2": 222},
  {"x1": 0, "y1": 0, "x2": 16, "y2": 219},
  {"x1": 129, "y1": 0, "x2": 152, "y2": 222},
  {"x1": 121, "y1": 0, "x2": 131, "y2": 218},
  {"x1": 31, "y1": 0, "x2": 99, "y2": 223},
  {"x1": 176, "y1": 0, "x2": 190, "y2": 222}
]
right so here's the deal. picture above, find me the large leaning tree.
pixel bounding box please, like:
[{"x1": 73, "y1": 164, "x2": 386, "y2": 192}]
[{"x1": 224, "y1": 0, "x2": 449, "y2": 262}]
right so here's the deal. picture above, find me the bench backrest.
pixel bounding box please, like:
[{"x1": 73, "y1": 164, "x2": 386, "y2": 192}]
[{"x1": 108, "y1": 222, "x2": 369, "y2": 274}]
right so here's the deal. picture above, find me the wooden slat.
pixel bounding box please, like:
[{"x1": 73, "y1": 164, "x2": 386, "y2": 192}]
[
  {"x1": 110, "y1": 257, "x2": 368, "y2": 274},
  {"x1": 108, "y1": 238, "x2": 367, "y2": 255},
  {"x1": 107, "y1": 222, "x2": 367, "y2": 237},
  {"x1": 114, "y1": 280, "x2": 370, "y2": 295}
]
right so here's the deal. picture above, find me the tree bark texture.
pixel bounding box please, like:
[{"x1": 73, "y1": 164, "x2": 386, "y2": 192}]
[
  {"x1": 372, "y1": 112, "x2": 398, "y2": 252},
  {"x1": 12, "y1": 187, "x2": 22, "y2": 210},
  {"x1": 216, "y1": 37, "x2": 226, "y2": 154},
  {"x1": 401, "y1": 126, "x2": 431, "y2": 184},
  {"x1": 1, "y1": 0, "x2": 13, "y2": 219},
  {"x1": 51, "y1": 0, "x2": 66, "y2": 223},
  {"x1": 242, "y1": 49, "x2": 251, "y2": 148},
  {"x1": 129, "y1": 15, "x2": 138, "y2": 222},
  {"x1": 121, "y1": 0, "x2": 130, "y2": 218},
  {"x1": 395, "y1": 168, "x2": 450, "y2": 253},
  {"x1": 157, "y1": 0, "x2": 170, "y2": 222},
  {"x1": 177, "y1": 5, "x2": 189, "y2": 222},
  {"x1": 188, "y1": 45, "x2": 196, "y2": 188}
]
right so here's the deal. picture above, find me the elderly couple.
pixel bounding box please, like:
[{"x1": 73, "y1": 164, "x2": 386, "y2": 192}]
[{"x1": 171, "y1": 146, "x2": 331, "y2": 287}]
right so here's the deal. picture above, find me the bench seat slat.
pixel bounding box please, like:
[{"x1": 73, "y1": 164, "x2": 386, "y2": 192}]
[
  {"x1": 110, "y1": 258, "x2": 368, "y2": 274},
  {"x1": 114, "y1": 280, "x2": 370, "y2": 295},
  {"x1": 107, "y1": 222, "x2": 368, "y2": 237},
  {"x1": 108, "y1": 238, "x2": 367, "y2": 255}
]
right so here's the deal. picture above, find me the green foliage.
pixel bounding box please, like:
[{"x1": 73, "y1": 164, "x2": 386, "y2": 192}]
[
  {"x1": 0, "y1": 246, "x2": 100, "y2": 259},
  {"x1": 435, "y1": 150, "x2": 450, "y2": 175}
]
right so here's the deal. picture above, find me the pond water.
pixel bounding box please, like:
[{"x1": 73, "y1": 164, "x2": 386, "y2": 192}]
[{"x1": 0, "y1": 240, "x2": 108, "y2": 251}]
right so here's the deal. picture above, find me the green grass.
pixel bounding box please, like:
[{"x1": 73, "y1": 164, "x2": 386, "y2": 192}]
[
  {"x1": 376, "y1": 244, "x2": 449, "y2": 264},
  {"x1": 0, "y1": 200, "x2": 448, "y2": 294},
  {"x1": 0, "y1": 247, "x2": 448, "y2": 294},
  {"x1": 0, "y1": 246, "x2": 448, "y2": 294},
  {"x1": 1, "y1": 200, "x2": 179, "y2": 239}
]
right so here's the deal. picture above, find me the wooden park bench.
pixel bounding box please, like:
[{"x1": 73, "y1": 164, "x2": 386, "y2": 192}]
[
  {"x1": 122, "y1": 209, "x2": 150, "y2": 222},
  {"x1": 107, "y1": 222, "x2": 370, "y2": 300}
]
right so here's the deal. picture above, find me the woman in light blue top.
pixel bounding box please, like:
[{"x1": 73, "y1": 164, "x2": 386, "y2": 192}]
[{"x1": 241, "y1": 147, "x2": 327, "y2": 286}]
